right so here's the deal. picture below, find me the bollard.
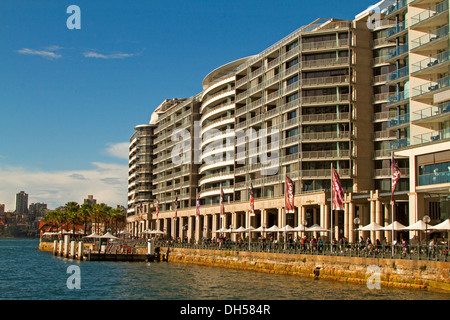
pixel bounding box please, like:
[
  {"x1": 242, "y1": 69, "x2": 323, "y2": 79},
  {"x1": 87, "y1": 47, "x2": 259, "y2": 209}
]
[
  {"x1": 53, "y1": 240, "x2": 57, "y2": 255},
  {"x1": 70, "y1": 241, "x2": 75, "y2": 258},
  {"x1": 64, "y1": 235, "x2": 70, "y2": 257},
  {"x1": 59, "y1": 240, "x2": 63, "y2": 256},
  {"x1": 78, "y1": 241, "x2": 83, "y2": 260}
]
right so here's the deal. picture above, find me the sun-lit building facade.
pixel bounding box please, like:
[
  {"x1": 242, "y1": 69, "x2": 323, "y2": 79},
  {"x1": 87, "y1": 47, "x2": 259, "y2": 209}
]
[{"x1": 127, "y1": 0, "x2": 449, "y2": 244}]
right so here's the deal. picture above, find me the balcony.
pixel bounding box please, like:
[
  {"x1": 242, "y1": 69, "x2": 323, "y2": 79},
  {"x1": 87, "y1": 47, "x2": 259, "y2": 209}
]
[
  {"x1": 384, "y1": 0, "x2": 408, "y2": 18},
  {"x1": 302, "y1": 168, "x2": 350, "y2": 179},
  {"x1": 418, "y1": 170, "x2": 450, "y2": 186},
  {"x1": 373, "y1": 130, "x2": 398, "y2": 141},
  {"x1": 302, "y1": 131, "x2": 350, "y2": 141},
  {"x1": 302, "y1": 93, "x2": 350, "y2": 105},
  {"x1": 386, "y1": 43, "x2": 409, "y2": 62},
  {"x1": 302, "y1": 75, "x2": 350, "y2": 88},
  {"x1": 201, "y1": 87, "x2": 236, "y2": 113},
  {"x1": 302, "y1": 112, "x2": 350, "y2": 123},
  {"x1": 302, "y1": 149, "x2": 350, "y2": 160},
  {"x1": 386, "y1": 66, "x2": 409, "y2": 84},
  {"x1": 301, "y1": 57, "x2": 350, "y2": 69},
  {"x1": 411, "y1": 1, "x2": 449, "y2": 31},
  {"x1": 410, "y1": 25, "x2": 449, "y2": 55},
  {"x1": 413, "y1": 128, "x2": 450, "y2": 146},
  {"x1": 387, "y1": 113, "x2": 410, "y2": 129},
  {"x1": 388, "y1": 138, "x2": 410, "y2": 150},
  {"x1": 301, "y1": 38, "x2": 349, "y2": 52},
  {"x1": 411, "y1": 75, "x2": 450, "y2": 103},
  {"x1": 372, "y1": 93, "x2": 390, "y2": 103},
  {"x1": 374, "y1": 167, "x2": 409, "y2": 178},
  {"x1": 412, "y1": 102, "x2": 450, "y2": 126},
  {"x1": 386, "y1": 20, "x2": 408, "y2": 39},
  {"x1": 386, "y1": 91, "x2": 409, "y2": 107},
  {"x1": 411, "y1": 50, "x2": 450, "y2": 80},
  {"x1": 372, "y1": 55, "x2": 391, "y2": 66}
]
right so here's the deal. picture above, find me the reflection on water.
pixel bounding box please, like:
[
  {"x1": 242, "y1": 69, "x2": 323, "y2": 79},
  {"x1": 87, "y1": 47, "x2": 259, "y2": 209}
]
[{"x1": 0, "y1": 239, "x2": 448, "y2": 300}]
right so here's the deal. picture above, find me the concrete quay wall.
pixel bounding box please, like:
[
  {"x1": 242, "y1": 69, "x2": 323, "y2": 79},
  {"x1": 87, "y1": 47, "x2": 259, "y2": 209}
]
[{"x1": 163, "y1": 247, "x2": 450, "y2": 293}]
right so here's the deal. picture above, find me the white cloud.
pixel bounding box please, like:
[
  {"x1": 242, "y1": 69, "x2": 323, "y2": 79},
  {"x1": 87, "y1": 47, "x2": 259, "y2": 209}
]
[
  {"x1": 82, "y1": 51, "x2": 137, "y2": 59},
  {"x1": 104, "y1": 142, "x2": 129, "y2": 160},
  {"x1": 0, "y1": 162, "x2": 128, "y2": 211},
  {"x1": 16, "y1": 48, "x2": 62, "y2": 59}
]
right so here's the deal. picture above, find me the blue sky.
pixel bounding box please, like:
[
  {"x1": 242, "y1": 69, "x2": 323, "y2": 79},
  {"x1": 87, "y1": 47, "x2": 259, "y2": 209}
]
[{"x1": 0, "y1": 0, "x2": 377, "y2": 210}]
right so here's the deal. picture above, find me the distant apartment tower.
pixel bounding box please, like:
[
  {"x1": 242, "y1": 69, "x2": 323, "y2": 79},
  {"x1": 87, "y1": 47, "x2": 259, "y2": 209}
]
[
  {"x1": 84, "y1": 195, "x2": 97, "y2": 206},
  {"x1": 0, "y1": 204, "x2": 5, "y2": 215},
  {"x1": 28, "y1": 203, "x2": 47, "y2": 219},
  {"x1": 15, "y1": 191, "x2": 28, "y2": 214}
]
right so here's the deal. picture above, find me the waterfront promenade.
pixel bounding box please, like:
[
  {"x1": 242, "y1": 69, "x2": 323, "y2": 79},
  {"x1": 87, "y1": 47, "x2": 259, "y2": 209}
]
[{"x1": 39, "y1": 236, "x2": 450, "y2": 293}]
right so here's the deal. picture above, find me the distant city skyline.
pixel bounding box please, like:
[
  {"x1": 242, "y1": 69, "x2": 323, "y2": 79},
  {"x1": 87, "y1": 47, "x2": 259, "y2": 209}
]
[{"x1": 0, "y1": 0, "x2": 377, "y2": 210}]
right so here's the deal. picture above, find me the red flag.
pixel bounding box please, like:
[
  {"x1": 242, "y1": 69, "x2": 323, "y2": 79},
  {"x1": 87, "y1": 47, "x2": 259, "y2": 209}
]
[
  {"x1": 332, "y1": 167, "x2": 344, "y2": 210},
  {"x1": 285, "y1": 175, "x2": 295, "y2": 214},
  {"x1": 249, "y1": 182, "x2": 255, "y2": 217},
  {"x1": 220, "y1": 186, "x2": 224, "y2": 217},
  {"x1": 174, "y1": 193, "x2": 178, "y2": 219},
  {"x1": 391, "y1": 153, "x2": 401, "y2": 204},
  {"x1": 155, "y1": 199, "x2": 159, "y2": 220}
]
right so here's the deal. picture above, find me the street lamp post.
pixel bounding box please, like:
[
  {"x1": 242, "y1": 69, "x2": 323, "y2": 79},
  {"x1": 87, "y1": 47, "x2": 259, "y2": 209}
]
[
  {"x1": 353, "y1": 217, "x2": 360, "y2": 246},
  {"x1": 423, "y1": 215, "x2": 431, "y2": 245}
]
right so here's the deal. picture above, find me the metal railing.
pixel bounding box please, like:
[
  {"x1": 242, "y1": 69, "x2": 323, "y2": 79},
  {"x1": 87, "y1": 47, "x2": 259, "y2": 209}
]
[{"x1": 153, "y1": 239, "x2": 449, "y2": 262}]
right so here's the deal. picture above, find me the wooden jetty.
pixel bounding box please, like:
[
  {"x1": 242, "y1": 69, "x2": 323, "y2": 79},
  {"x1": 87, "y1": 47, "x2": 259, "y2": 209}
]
[{"x1": 50, "y1": 238, "x2": 170, "y2": 263}]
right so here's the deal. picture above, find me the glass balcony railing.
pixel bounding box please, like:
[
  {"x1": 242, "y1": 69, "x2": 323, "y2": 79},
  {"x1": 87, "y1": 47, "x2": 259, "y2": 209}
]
[
  {"x1": 387, "y1": 113, "x2": 410, "y2": 128},
  {"x1": 387, "y1": 66, "x2": 409, "y2": 82},
  {"x1": 387, "y1": 43, "x2": 409, "y2": 60},
  {"x1": 413, "y1": 128, "x2": 450, "y2": 145},
  {"x1": 386, "y1": 20, "x2": 408, "y2": 38},
  {"x1": 388, "y1": 138, "x2": 410, "y2": 150},
  {"x1": 411, "y1": 50, "x2": 450, "y2": 73},
  {"x1": 411, "y1": 1, "x2": 449, "y2": 27},
  {"x1": 387, "y1": 91, "x2": 409, "y2": 105},
  {"x1": 411, "y1": 25, "x2": 449, "y2": 50},
  {"x1": 412, "y1": 75, "x2": 450, "y2": 98},
  {"x1": 385, "y1": 0, "x2": 408, "y2": 16},
  {"x1": 419, "y1": 171, "x2": 450, "y2": 186},
  {"x1": 412, "y1": 102, "x2": 450, "y2": 122}
]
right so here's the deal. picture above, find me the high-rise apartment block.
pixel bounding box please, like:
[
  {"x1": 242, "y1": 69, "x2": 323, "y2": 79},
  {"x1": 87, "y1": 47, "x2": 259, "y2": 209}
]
[
  {"x1": 15, "y1": 191, "x2": 28, "y2": 215},
  {"x1": 127, "y1": 0, "x2": 449, "y2": 244}
]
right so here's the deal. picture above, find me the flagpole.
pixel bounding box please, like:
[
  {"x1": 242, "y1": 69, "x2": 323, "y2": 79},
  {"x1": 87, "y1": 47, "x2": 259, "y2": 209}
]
[
  {"x1": 391, "y1": 152, "x2": 394, "y2": 258},
  {"x1": 330, "y1": 163, "x2": 333, "y2": 252}
]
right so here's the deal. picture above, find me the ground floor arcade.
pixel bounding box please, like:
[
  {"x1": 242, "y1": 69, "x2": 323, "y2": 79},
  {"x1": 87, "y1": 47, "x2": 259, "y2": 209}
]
[{"x1": 126, "y1": 189, "x2": 436, "y2": 244}]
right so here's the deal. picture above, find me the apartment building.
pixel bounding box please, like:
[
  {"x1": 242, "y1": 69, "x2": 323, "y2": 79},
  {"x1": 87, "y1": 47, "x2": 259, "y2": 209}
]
[
  {"x1": 384, "y1": 0, "x2": 450, "y2": 226},
  {"x1": 127, "y1": 0, "x2": 449, "y2": 244},
  {"x1": 128, "y1": 122, "x2": 156, "y2": 233}
]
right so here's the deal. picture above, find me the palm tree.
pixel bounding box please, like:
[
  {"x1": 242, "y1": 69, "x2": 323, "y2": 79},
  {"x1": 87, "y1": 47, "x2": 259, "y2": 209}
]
[
  {"x1": 79, "y1": 203, "x2": 92, "y2": 236},
  {"x1": 65, "y1": 201, "x2": 80, "y2": 236},
  {"x1": 91, "y1": 203, "x2": 111, "y2": 234},
  {"x1": 110, "y1": 207, "x2": 126, "y2": 235}
]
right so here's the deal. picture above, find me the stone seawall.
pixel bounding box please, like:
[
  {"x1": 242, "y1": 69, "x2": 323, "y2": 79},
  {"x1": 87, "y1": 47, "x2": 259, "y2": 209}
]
[
  {"x1": 38, "y1": 242, "x2": 450, "y2": 292},
  {"x1": 163, "y1": 247, "x2": 450, "y2": 293}
]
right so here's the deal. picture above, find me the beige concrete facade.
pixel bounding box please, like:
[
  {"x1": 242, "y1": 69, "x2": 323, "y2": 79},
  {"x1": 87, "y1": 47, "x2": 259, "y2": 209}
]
[{"x1": 127, "y1": 0, "x2": 450, "y2": 246}]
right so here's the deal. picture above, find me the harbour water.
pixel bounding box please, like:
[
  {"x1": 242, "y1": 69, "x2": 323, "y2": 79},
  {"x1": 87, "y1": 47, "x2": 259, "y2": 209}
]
[{"x1": 0, "y1": 239, "x2": 448, "y2": 300}]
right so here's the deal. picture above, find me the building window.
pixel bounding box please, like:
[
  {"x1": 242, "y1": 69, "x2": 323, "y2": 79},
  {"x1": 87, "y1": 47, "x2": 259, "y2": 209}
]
[
  {"x1": 418, "y1": 161, "x2": 450, "y2": 186},
  {"x1": 428, "y1": 202, "x2": 440, "y2": 220}
]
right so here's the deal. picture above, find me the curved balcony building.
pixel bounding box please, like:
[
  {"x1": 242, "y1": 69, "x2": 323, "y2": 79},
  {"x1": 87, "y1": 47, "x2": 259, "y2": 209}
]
[{"x1": 126, "y1": 0, "x2": 450, "y2": 248}]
